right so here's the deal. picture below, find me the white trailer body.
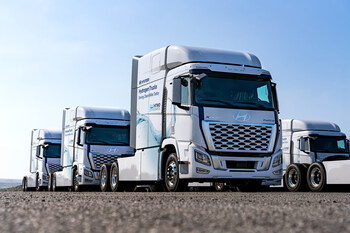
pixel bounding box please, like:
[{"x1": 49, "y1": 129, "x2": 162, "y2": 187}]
[
  {"x1": 23, "y1": 129, "x2": 61, "y2": 190},
  {"x1": 282, "y1": 119, "x2": 349, "y2": 191},
  {"x1": 116, "y1": 46, "x2": 282, "y2": 190},
  {"x1": 53, "y1": 106, "x2": 133, "y2": 190}
]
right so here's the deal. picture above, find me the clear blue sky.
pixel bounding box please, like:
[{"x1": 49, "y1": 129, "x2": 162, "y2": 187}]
[{"x1": 1, "y1": 1, "x2": 349, "y2": 179}]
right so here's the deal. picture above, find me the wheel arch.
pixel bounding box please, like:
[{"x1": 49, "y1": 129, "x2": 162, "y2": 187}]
[{"x1": 160, "y1": 140, "x2": 179, "y2": 180}]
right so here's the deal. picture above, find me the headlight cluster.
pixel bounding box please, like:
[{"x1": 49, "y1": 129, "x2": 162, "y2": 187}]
[
  {"x1": 272, "y1": 154, "x2": 282, "y2": 167},
  {"x1": 84, "y1": 169, "x2": 93, "y2": 178},
  {"x1": 195, "y1": 150, "x2": 211, "y2": 166}
]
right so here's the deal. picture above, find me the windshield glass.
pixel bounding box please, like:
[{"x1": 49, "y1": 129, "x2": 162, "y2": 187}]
[
  {"x1": 193, "y1": 74, "x2": 275, "y2": 110},
  {"x1": 311, "y1": 137, "x2": 349, "y2": 153},
  {"x1": 85, "y1": 126, "x2": 129, "y2": 146},
  {"x1": 44, "y1": 144, "x2": 61, "y2": 158}
]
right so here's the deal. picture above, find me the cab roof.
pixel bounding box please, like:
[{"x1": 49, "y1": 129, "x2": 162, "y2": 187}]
[{"x1": 282, "y1": 119, "x2": 341, "y2": 132}]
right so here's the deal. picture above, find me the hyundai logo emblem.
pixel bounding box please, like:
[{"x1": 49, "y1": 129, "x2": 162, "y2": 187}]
[{"x1": 233, "y1": 112, "x2": 251, "y2": 122}]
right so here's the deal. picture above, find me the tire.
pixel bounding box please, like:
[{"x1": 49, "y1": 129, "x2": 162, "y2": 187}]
[
  {"x1": 307, "y1": 162, "x2": 326, "y2": 192},
  {"x1": 48, "y1": 173, "x2": 53, "y2": 192},
  {"x1": 110, "y1": 162, "x2": 121, "y2": 192},
  {"x1": 164, "y1": 153, "x2": 187, "y2": 192},
  {"x1": 52, "y1": 173, "x2": 58, "y2": 192},
  {"x1": 213, "y1": 182, "x2": 227, "y2": 192},
  {"x1": 36, "y1": 173, "x2": 41, "y2": 191},
  {"x1": 73, "y1": 169, "x2": 81, "y2": 192},
  {"x1": 100, "y1": 164, "x2": 111, "y2": 192},
  {"x1": 22, "y1": 177, "x2": 28, "y2": 192},
  {"x1": 284, "y1": 163, "x2": 307, "y2": 192},
  {"x1": 236, "y1": 180, "x2": 262, "y2": 192}
]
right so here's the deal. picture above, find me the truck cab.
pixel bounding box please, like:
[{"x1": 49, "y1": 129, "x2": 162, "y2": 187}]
[
  {"x1": 52, "y1": 106, "x2": 134, "y2": 191},
  {"x1": 282, "y1": 119, "x2": 349, "y2": 191},
  {"x1": 22, "y1": 129, "x2": 61, "y2": 191},
  {"x1": 110, "y1": 46, "x2": 282, "y2": 192}
]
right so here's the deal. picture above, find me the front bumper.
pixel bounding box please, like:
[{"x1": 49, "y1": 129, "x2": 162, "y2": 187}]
[{"x1": 179, "y1": 144, "x2": 283, "y2": 181}]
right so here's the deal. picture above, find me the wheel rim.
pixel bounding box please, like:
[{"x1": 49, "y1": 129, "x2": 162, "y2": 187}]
[
  {"x1": 287, "y1": 168, "x2": 298, "y2": 188},
  {"x1": 166, "y1": 161, "x2": 177, "y2": 188},
  {"x1": 216, "y1": 183, "x2": 224, "y2": 191},
  {"x1": 310, "y1": 167, "x2": 322, "y2": 188},
  {"x1": 111, "y1": 167, "x2": 118, "y2": 190},
  {"x1": 101, "y1": 167, "x2": 107, "y2": 188}
]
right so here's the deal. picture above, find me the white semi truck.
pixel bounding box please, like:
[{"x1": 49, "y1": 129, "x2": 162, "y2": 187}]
[
  {"x1": 282, "y1": 119, "x2": 349, "y2": 191},
  {"x1": 51, "y1": 106, "x2": 134, "y2": 191},
  {"x1": 22, "y1": 129, "x2": 62, "y2": 191},
  {"x1": 99, "y1": 45, "x2": 283, "y2": 192}
]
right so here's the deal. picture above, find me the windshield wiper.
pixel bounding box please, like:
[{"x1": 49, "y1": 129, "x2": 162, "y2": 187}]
[{"x1": 198, "y1": 99, "x2": 235, "y2": 108}]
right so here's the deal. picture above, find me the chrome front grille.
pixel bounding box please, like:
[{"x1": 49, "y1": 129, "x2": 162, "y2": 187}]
[
  {"x1": 90, "y1": 154, "x2": 119, "y2": 170},
  {"x1": 46, "y1": 163, "x2": 63, "y2": 173},
  {"x1": 208, "y1": 123, "x2": 274, "y2": 153}
]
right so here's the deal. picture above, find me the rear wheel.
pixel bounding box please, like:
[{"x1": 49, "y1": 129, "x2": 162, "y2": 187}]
[
  {"x1": 284, "y1": 164, "x2": 307, "y2": 192},
  {"x1": 100, "y1": 164, "x2": 111, "y2": 192},
  {"x1": 110, "y1": 162, "x2": 120, "y2": 192},
  {"x1": 307, "y1": 162, "x2": 326, "y2": 192},
  {"x1": 164, "y1": 153, "x2": 188, "y2": 192}
]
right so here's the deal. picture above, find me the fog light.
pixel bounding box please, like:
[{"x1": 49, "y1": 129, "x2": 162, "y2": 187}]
[
  {"x1": 84, "y1": 169, "x2": 93, "y2": 178},
  {"x1": 196, "y1": 167, "x2": 210, "y2": 174},
  {"x1": 273, "y1": 169, "x2": 282, "y2": 175},
  {"x1": 272, "y1": 154, "x2": 282, "y2": 167},
  {"x1": 195, "y1": 150, "x2": 211, "y2": 166}
]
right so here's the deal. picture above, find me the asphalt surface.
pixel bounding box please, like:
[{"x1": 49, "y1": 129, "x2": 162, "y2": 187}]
[{"x1": 1, "y1": 191, "x2": 350, "y2": 233}]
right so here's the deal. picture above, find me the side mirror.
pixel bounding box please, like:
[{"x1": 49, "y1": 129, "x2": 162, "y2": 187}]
[
  {"x1": 172, "y1": 77, "x2": 181, "y2": 105},
  {"x1": 300, "y1": 137, "x2": 311, "y2": 153},
  {"x1": 36, "y1": 145, "x2": 41, "y2": 157}
]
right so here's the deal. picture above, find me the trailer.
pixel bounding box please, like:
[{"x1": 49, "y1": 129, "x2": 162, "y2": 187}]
[
  {"x1": 282, "y1": 119, "x2": 349, "y2": 191},
  {"x1": 51, "y1": 106, "x2": 134, "y2": 192},
  {"x1": 100, "y1": 45, "x2": 282, "y2": 192},
  {"x1": 22, "y1": 129, "x2": 61, "y2": 191}
]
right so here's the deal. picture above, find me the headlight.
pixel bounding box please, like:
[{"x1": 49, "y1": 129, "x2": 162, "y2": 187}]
[
  {"x1": 195, "y1": 150, "x2": 211, "y2": 166},
  {"x1": 84, "y1": 169, "x2": 93, "y2": 178},
  {"x1": 272, "y1": 154, "x2": 282, "y2": 167},
  {"x1": 273, "y1": 169, "x2": 282, "y2": 175}
]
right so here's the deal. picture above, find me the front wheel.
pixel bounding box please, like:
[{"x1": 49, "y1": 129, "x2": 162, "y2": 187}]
[
  {"x1": 48, "y1": 173, "x2": 53, "y2": 192},
  {"x1": 284, "y1": 164, "x2": 307, "y2": 192},
  {"x1": 164, "y1": 153, "x2": 187, "y2": 192},
  {"x1": 213, "y1": 182, "x2": 227, "y2": 192},
  {"x1": 100, "y1": 164, "x2": 111, "y2": 192},
  {"x1": 73, "y1": 169, "x2": 81, "y2": 192},
  {"x1": 307, "y1": 162, "x2": 326, "y2": 192},
  {"x1": 36, "y1": 173, "x2": 42, "y2": 191}
]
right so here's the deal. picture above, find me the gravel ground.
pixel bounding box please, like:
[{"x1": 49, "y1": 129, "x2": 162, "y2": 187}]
[{"x1": 1, "y1": 191, "x2": 350, "y2": 233}]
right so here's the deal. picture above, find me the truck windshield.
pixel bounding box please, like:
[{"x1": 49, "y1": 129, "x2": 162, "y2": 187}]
[
  {"x1": 193, "y1": 74, "x2": 275, "y2": 110},
  {"x1": 85, "y1": 126, "x2": 129, "y2": 146},
  {"x1": 311, "y1": 137, "x2": 349, "y2": 153},
  {"x1": 44, "y1": 144, "x2": 61, "y2": 158}
]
